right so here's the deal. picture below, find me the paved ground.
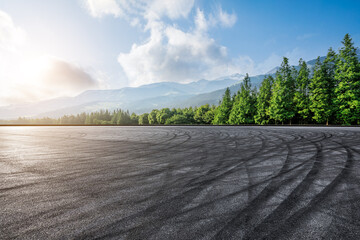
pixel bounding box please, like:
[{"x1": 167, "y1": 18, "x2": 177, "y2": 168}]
[{"x1": 1, "y1": 126, "x2": 360, "y2": 239}]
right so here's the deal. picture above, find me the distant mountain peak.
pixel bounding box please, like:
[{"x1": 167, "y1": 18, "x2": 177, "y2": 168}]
[
  {"x1": 229, "y1": 73, "x2": 244, "y2": 78},
  {"x1": 214, "y1": 73, "x2": 244, "y2": 81},
  {"x1": 265, "y1": 67, "x2": 279, "y2": 75}
]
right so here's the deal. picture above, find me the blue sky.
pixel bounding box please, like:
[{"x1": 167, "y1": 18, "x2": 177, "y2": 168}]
[{"x1": 0, "y1": 0, "x2": 359, "y2": 105}]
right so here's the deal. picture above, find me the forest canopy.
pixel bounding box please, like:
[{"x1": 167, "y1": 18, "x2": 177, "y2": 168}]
[{"x1": 1, "y1": 34, "x2": 359, "y2": 126}]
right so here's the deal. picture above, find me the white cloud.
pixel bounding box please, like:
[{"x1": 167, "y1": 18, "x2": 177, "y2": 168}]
[
  {"x1": 84, "y1": 0, "x2": 194, "y2": 20},
  {"x1": 0, "y1": 56, "x2": 102, "y2": 106},
  {"x1": 146, "y1": 0, "x2": 195, "y2": 21},
  {"x1": 216, "y1": 6, "x2": 237, "y2": 28},
  {"x1": 84, "y1": 0, "x2": 123, "y2": 18},
  {"x1": 117, "y1": 7, "x2": 238, "y2": 86},
  {"x1": 0, "y1": 10, "x2": 102, "y2": 106},
  {"x1": 194, "y1": 8, "x2": 208, "y2": 32},
  {"x1": 0, "y1": 10, "x2": 26, "y2": 52},
  {"x1": 83, "y1": 1, "x2": 242, "y2": 85},
  {"x1": 39, "y1": 58, "x2": 100, "y2": 95},
  {"x1": 84, "y1": 1, "x2": 285, "y2": 86},
  {"x1": 130, "y1": 17, "x2": 140, "y2": 27}
]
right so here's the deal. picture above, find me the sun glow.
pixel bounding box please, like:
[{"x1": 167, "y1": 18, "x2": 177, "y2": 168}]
[
  {"x1": 0, "y1": 8, "x2": 100, "y2": 107},
  {"x1": 0, "y1": 54, "x2": 67, "y2": 106},
  {"x1": 17, "y1": 56, "x2": 51, "y2": 84},
  {"x1": 0, "y1": 8, "x2": 56, "y2": 105}
]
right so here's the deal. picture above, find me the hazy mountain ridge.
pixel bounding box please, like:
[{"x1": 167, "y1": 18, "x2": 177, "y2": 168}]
[
  {"x1": 0, "y1": 75, "x2": 243, "y2": 119},
  {"x1": 3, "y1": 54, "x2": 359, "y2": 119}
]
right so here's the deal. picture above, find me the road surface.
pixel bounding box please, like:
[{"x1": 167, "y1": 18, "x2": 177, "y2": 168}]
[{"x1": 1, "y1": 126, "x2": 360, "y2": 239}]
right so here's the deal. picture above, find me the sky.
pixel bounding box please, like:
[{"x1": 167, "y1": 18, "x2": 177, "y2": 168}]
[{"x1": 0, "y1": 0, "x2": 359, "y2": 106}]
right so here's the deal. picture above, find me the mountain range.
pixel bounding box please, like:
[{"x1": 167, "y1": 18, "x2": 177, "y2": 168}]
[
  {"x1": 1, "y1": 55, "x2": 357, "y2": 119},
  {"x1": 0, "y1": 74, "x2": 244, "y2": 119}
]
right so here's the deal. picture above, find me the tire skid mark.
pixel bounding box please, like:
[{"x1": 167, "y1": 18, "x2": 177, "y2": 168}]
[
  {"x1": 75, "y1": 130, "x2": 269, "y2": 239},
  {"x1": 76, "y1": 132, "x2": 246, "y2": 239},
  {"x1": 128, "y1": 131, "x2": 320, "y2": 240},
  {"x1": 212, "y1": 142, "x2": 301, "y2": 239},
  {"x1": 212, "y1": 131, "x2": 332, "y2": 239},
  {"x1": 110, "y1": 132, "x2": 312, "y2": 239},
  {"x1": 184, "y1": 130, "x2": 282, "y2": 190},
  {"x1": 2, "y1": 127, "x2": 360, "y2": 240},
  {"x1": 243, "y1": 140, "x2": 325, "y2": 239},
  {"x1": 258, "y1": 138, "x2": 355, "y2": 239}
]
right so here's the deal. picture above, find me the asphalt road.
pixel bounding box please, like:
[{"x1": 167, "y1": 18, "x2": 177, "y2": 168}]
[{"x1": 1, "y1": 126, "x2": 360, "y2": 239}]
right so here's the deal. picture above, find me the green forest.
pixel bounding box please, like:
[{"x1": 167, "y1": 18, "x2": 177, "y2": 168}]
[{"x1": 2, "y1": 34, "x2": 359, "y2": 126}]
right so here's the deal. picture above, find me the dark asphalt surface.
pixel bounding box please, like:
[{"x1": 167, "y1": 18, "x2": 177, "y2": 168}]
[{"x1": 1, "y1": 126, "x2": 360, "y2": 239}]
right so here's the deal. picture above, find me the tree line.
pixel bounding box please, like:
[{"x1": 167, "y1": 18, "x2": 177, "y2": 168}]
[
  {"x1": 213, "y1": 34, "x2": 359, "y2": 125},
  {"x1": 0, "y1": 106, "x2": 216, "y2": 125},
  {"x1": 0, "y1": 109, "x2": 139, "y2": 125},
  {"x1": 1, "y1": 34, "x2": 358, "y2": 126}
]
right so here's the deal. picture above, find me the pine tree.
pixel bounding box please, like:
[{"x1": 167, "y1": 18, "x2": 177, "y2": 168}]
[
  {"x1": 269, "y1": 57, "x2": 296, "y2": 124},
  {"x1": 255, "y1": 75, "x2": 274, "y2": 125},
  {"x1": 294, "y1": 59, "x2": 311, "y2": 123},
  {"x1": 334, "y1": 34, "x2": 360, "y2": 125},
  {"x1": 229, "y1": 74, "x2": 256, "y2": 124},
  {"x1": 309, "y1": 49, "x2": 337, "y2": 125},
  {"x1": 213, "y1": 87, "x2": 233, "y2": 124}
]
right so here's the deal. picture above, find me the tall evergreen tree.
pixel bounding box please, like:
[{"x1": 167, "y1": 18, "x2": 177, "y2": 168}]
[
  {"x1": 309, "y1": 50, "x2": 337, "y2": 125},
  {"x1": 294, "y1": 59, "x2": 311, "y2": 123},
  {"x1": 229, "y1": 74, "x2": 256, "y2": 124},
  {"x1": 255, "y1": 75, "x2": 274, "y2": 124},
  {"x1": 269, "y1": 57, "x2": 296, "y2": 124},
  {"x1": 334, "y1": 34, "x2": 360, "y2": 124},
  {"x1": 213, "y1": 87, "x2": 233, "y2": 124}
]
